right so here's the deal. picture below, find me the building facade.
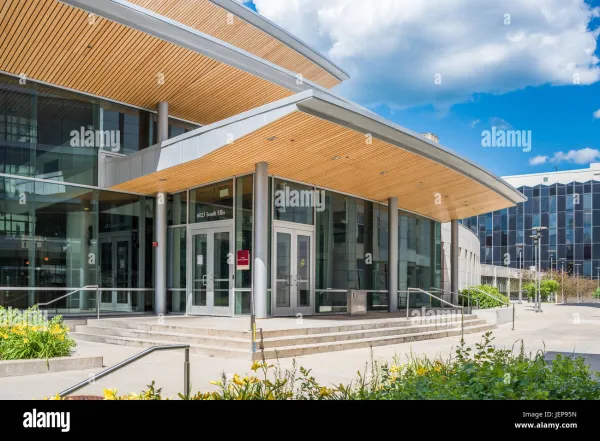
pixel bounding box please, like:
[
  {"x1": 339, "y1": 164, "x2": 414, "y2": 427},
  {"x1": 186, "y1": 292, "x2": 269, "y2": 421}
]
[
  {"x1": 0, "y1": 0, "x2": 525, "y2": 317},
  {"x1": 461, "y1": 163, "x2": 600, "y2": 277}
]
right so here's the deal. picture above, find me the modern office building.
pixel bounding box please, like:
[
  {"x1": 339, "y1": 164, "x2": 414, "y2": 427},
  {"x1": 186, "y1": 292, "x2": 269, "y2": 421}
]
[
  {"x1": 461, "y1": 163, "x2": 600, "y2": 277},
  {"x1": 0, "y1": 0, "x2": 525, "y2": 318}
]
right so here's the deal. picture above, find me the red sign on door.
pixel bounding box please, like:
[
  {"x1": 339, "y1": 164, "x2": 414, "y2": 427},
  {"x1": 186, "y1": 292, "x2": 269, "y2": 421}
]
[{"x1": 237, "y1": 250, "x2": 250, "y2": 271}]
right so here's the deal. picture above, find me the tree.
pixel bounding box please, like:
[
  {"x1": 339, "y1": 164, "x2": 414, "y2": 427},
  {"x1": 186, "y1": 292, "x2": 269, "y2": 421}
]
[
  {"x1": 523, "y1": 279, "x2": 558, "y2": 302},
  {"x1": 593, "y1": 287, "x2": 600, "y2": 300}
]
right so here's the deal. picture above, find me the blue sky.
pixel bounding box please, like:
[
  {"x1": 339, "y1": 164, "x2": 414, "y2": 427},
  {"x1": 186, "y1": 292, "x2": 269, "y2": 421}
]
[{"x1": 242, "y1": 0, "x2": 600, "y2": 178}]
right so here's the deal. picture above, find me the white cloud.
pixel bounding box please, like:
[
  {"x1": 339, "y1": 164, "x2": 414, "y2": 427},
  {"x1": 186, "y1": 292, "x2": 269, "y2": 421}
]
[
  {"x1": 594, "y1": 109, "x2": 600, "y2": 119},
  {"x1": 529, "y1": 155, "x2": 548, "y2": 165},
  {"x1": 550, "y1": 148, "x2": 600, "y2": 164},
  {"x1": 253, "y1": 0, "x2": 600, "y2": 109}
]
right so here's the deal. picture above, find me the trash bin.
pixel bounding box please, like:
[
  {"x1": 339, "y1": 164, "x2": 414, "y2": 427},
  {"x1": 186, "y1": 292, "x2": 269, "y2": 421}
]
[{"x1": 348, "y1": 290, "x2": 367, "y2": 316}]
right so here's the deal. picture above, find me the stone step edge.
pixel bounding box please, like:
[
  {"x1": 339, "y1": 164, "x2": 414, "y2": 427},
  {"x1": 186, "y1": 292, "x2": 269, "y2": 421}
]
[
  {"x1": 258, "y1": 324, "x2": 497, "y2": 353},
  {"x1": 70, "y1": 332, "x2": 250, "y2": 355},
  {"x1": 85, "y1": 314, "x2": 482, "y2": 337},
  {"x1": 79, "y1": 318, "x2": 488, "y2": 343}
]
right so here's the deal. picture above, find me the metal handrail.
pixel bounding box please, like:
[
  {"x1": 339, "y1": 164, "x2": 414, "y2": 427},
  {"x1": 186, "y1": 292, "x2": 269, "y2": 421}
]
[
  {"x1": 469, "y1": 287, "x2": 510, "y2": 308},
  {"x1": 58, "y1": 344, "x2": 191, "y2": 398},
  {"x1": 406, "y1": 288, "x2": 465, "y2": 339},
  {"x1": 35, "y1": 285, "x2": 101, "y2": 319},
  {"x1": 37, "y1": 285, "x2": 99, "y2": 307},
  {"x1": 430, "y1": 287, "x2": 478, "y2": 311}
]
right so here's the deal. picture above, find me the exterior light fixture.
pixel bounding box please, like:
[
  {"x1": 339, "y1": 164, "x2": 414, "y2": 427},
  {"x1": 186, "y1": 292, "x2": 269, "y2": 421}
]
[
  {"x1": 267, "y1": 136, "x2": 277, "y2": 141},
  {"x1": 332, "y1": 155, "x2": 340, "y2": 160},
  {"x1": 379, "y1": 171, "x2": 388, "y2": 176}
]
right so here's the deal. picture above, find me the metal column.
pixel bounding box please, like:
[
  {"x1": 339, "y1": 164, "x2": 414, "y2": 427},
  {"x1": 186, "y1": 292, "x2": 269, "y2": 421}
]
[
  {"x1": 154, "y1": 102, "x2": 169, "y2": 315},
  {"x1": 157, "y1": 102, "x2": 169, "y2": 145},
  {"x1": 253, "y1": 162, "x2": 269, "y2": 319},
  {"x1": 388, "y1": 197, "x2": 398, "y2": 312},
  {"x1": 450, "y1": 219, "x2": 459, "y2": 304}
]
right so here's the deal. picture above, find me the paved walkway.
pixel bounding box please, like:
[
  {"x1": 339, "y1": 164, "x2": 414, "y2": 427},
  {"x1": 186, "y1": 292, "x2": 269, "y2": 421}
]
[{"x1": 1, "y1": 303, "x2": 599, "y2": 400}]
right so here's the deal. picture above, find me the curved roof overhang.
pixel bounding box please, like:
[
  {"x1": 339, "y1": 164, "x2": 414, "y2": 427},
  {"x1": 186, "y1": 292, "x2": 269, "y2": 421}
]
[
  {"x1": 127, "y1": 0, "x2": 349, "y2": 87},
  {"x1": 0, "y1": 0, "x2": 340, "y2": 125},
  {"x1": 104, "y1": 89, "x2": 526, "y2": 222}
]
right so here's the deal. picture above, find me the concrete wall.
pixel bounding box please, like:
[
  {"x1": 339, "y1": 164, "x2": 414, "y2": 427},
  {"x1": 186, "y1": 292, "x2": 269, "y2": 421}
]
[{"x1": 441, "y1": 223, "x2": 481, "y2": 292}]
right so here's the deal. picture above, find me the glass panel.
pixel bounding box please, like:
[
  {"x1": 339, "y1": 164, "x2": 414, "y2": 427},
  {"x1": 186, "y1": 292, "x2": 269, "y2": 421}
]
[
  {"x1": 235, "y1": 175, "x2": 253, "y2": 289},
  {"x1": 189, "y1": 180, "x2": 233, "y2": 223},
  {"x1": 100, "y1": 241, "x2": 112, "y2": 304},
  {"x1": 213, "y1": 231, "x2": 230, "y2": 307},
  {"x1": 116, "y1": 240, "x2": 130, "y2": 304},
  {"x1": 168, "y1": 192, "x2": 187, "y2": 226},
  {"x1": 296, "y1": 234, "x2": 311, "y2": 307},
  {"x1": 273, "y1": 179, "x2": 315, "y2": 225},
  {"x1": 276, "y1": 232, "x2": 291, "y2": 307},
  {"x1": 192, "y1": 234, "x2": 207, "y2": 306}
]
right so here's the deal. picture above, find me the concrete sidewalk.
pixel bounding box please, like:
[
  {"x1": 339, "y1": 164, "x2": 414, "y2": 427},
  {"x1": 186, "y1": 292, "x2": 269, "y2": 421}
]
[{"x1": 1, "y1": 303, "x2": 599, "y2": 400}]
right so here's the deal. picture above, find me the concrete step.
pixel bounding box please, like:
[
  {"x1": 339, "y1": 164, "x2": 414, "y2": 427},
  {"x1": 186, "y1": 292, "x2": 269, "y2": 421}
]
[
  {"x1": 76, "y1": 318, "x2": 486, "y2": 350},
  {"x1": 261, "y1": 319, "x2": 489, "y2": 348},
  {"x1": 84, "y1": 313, "x2": 479, "y2": 339},
  {"x1": 76, "y1": 324, "x2": 249, "y2": 349},
  {"x1": 71, "y1": 332, "x2": 250, "y2": 359},
  {"x1": 85, "y1": 319, "x2": 249, "y2": 339},
  {"x1": 257, "y1": 314, "x2": 481, "y2": 338},
  {"x1": 255, "y1": 324, "x2": 497, "y2": 359}
]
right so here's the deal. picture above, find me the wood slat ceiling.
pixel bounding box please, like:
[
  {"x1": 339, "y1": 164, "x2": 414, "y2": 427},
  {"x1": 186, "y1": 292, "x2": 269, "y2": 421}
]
[
  {"x1": 111, "y1": 111, "x2": 514, "y2": 222},
  {"x1": 128, "y1": 0, "x2": 341, "y2": 89},
  {"x1": 0, "y1": 0, "x2": 293, "y2": 125}
]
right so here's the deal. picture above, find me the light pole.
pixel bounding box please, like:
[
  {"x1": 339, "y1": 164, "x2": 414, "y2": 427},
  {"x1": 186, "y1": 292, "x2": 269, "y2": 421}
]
[
  {"x1": 516, "y1": 243, "x2": 524, "y2": 303},
  {"x1": 574, "y1": 263, "x2": 581, "y2": 304},
  {"x1": 531, "y1": 226, "x2": 547, "y2": 312},
  {"x1": 559, "y1": 258, "x2": 566, "y2": 304}
]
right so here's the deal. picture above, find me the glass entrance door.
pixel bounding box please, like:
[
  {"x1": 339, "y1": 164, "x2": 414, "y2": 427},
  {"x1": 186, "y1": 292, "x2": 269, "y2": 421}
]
[
  {"x1": 272, "y1": 225, "x2": 314, "y2": 316},
  {"x1": 99, "y1": 236, "x2": 132, "y2": 312},
  {"x1": 188, "y1": 223, "x2": 233, "y2": 315}
]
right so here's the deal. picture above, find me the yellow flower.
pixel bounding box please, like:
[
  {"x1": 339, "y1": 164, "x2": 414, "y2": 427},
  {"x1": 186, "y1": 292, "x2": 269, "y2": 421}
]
[
  {"x1": 23, "y1": 338, "x2": 29, "y2": 344},
  {"x1": 1, "y1": 334, "x2": 8, "y2": 339},
  {"x1": 58, "y1": 335, "x2": 65, "y2": 341},
  {"x1": 250, "y1": 360, "x2": 263, "y2": 371},
  {"x1": 232, "y1": 374, "x2": 245, "y2": 386},
  {"x1": 434, "y1": 365, "x2": 442, "y2": 373},
  {"x1": 209, "y1": 380, "x2": 222, "y2": 386},
  {"x1": 103, "y1": 388, "x2": 118, "y2": 400},
  {"x1": 319, "y1": 387, "x2": 331, "y2": 397},
  {"x1": 416, "y1": 367, "x2": 427, "y2": 376}
]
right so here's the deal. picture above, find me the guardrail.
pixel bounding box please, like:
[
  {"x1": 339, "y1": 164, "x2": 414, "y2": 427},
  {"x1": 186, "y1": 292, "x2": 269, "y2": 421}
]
[
  {"x1": 58, "y1": 344, "x2": 191, "y2": 398},
  {"x1": 402, "y1": 288, "x2": 465, "y2": 339}
]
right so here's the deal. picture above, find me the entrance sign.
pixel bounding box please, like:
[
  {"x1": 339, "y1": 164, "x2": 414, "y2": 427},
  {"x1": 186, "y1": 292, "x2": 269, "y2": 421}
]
[{"x1": 237, "y1": 250, "x2": 250, "y2": 270}]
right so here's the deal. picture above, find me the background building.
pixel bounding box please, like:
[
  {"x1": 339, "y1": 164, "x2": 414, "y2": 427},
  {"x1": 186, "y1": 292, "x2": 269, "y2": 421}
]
[{"x1": 461, "y1": 163, "x2": 600, "y2": 278}]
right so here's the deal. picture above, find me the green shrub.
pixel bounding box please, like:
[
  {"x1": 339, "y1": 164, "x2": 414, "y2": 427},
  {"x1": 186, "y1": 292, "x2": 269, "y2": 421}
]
[
  {"x1": 524, "y1": 279, "x2": 559, "y2": 302},
  {"x1": 0, "y1": 306, "x2": 75, "y2": 360},
  {"x1": 94, "y1": 332, "x2": 600, "y2": 400},
  {"x1": 458, "y1": 285, "x2": 508, "y2": 309}
]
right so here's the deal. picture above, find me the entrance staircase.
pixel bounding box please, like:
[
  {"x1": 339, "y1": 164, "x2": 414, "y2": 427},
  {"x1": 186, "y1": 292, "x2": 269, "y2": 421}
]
[{"x1": 71, "y1": 313, "x2": 496, "y2": 360}]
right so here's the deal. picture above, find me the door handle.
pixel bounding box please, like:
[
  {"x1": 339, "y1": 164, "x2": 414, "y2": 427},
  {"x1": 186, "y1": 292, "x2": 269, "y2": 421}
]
[{"x1": 202, "y1": 274, "x2": 208, "y2": 286}]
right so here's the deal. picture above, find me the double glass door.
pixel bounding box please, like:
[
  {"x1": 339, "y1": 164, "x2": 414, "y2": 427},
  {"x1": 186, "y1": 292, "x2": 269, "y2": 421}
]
[
  {"x1": 99, "y1": 236, "x2": 132, "y2": 311},
  {"x1": 188, "y1": 223, "x2": 233, "y2": 315},
  {"x1": 272, "y1": 225, "x2": 314, "y2": 316}
]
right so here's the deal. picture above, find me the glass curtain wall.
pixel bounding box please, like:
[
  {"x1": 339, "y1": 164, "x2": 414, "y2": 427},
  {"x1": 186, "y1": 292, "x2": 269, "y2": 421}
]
[
  {"x1": 316, "y1": 189, "x2": 440, "y2": 313},
  {"x1": 0, "y1": 175, "x2": 154, "y2": 313},
  {"x1": 462, "y1": 180, "x2": 600, "y2": 276},
  {"x1": 0, "y1": 73, "x2": 197, "y2": 187}
]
